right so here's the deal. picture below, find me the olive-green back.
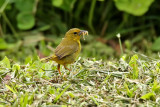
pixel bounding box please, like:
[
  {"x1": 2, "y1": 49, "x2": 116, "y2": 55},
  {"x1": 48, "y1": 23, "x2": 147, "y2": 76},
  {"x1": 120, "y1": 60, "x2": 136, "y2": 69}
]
[{"x1": 55, "y1": 38, "x2": 79, "y2": 59}]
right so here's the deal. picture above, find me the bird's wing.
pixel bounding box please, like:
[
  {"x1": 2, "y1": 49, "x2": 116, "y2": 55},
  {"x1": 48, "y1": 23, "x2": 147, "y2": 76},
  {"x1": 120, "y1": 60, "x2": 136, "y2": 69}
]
[{"x1": 55, "y1": 38, "x2": 79, "y2": 59}]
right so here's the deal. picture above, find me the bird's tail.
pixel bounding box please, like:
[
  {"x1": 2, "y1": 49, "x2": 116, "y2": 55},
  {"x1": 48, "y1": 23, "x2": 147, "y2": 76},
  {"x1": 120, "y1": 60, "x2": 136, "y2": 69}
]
[{"x1": 40, "y1": 55, "x2": 56, "y2": 62}]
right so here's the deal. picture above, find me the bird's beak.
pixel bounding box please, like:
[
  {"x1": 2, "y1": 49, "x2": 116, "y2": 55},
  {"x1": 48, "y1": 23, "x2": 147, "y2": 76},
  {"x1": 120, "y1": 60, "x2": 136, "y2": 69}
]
[
  {"x1": 78, "y1": 30, "x2": 88, "y2": 40},
  {"x1": 79, "y1": 30, "x2": 88, "y2": 40},
  {"x1": 78, "y1": 30, "x2": 88, "y2": 36}
]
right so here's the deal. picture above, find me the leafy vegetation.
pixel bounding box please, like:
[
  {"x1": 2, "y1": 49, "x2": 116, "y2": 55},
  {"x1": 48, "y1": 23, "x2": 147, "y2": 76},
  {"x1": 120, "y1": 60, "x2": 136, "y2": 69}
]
[
  {"x1": 0, "y1": 0, "x2": 160, "y2": 106},
  {"x1": 0, "y1": 55, "x2": 160, "y2": 106}
]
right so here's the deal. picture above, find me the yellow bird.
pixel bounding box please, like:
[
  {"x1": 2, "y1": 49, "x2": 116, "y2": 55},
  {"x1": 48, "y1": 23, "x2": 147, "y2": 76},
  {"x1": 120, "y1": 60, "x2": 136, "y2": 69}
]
[{"x1": 41, "y1": 28, "x2": 88, "y2": 75}]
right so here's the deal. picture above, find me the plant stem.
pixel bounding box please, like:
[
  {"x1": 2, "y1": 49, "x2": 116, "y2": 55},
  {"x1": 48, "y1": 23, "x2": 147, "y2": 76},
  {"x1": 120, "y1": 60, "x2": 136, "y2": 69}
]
[
  {"x1": 88, "y1": 0, "x2": 96, "y2": 33},
  {"x1": 0, "y1": 24, "x2": 4, "y2": 37},
  {"x1": 33, "y1": 0, "x2": 39, "y2": 15},
  {"x1": 0, "y1": 0, "x2": 9, "y2": 18},
  {"x1": 117, "y1": 33, "x2": 123, "y2": 55},
  {"x1": 2, "y1": 12, "x2": 18, "y2": 39}
]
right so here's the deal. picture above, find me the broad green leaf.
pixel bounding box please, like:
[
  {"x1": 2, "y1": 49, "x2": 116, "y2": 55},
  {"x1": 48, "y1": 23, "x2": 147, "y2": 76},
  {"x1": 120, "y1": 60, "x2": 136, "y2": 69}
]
[
  {"x1": 0, "y1": 56, "x2": 11, "y2": 68},
  {"x1": 0, "y1": 0, "x2": 5, "y2": 8},
  {"x1": 52, "y1": 0, "x2": 63, "y2": 6},
  {"x1": 114, "y1": 0, "x2": 154, "y2": 16},
  {"x1": 141, "y1": 92, "x2": 155, "y2": 100},
  {"x1": 52, "y1": 0, "x2": 76, "y2": 12},
  {"x1": 0, "y1": 38, "x2": 7, "y2": 50},
  {"x1": 15, "y1": 0, "x2": 34, "y2": 12},
  {"x1": 17, "y1": 12, "x2": 35, "y2": 30},
  {"x1": 152, "y1": 37, "x2": 160, "y2": 51}
]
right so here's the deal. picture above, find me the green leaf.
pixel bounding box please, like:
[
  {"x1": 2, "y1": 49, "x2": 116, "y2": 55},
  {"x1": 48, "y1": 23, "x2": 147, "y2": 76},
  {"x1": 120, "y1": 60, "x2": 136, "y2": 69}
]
[
  {"x1": 54, "y1": 84, "x2": 71, "y2": 103},
  {"x1": 52, "y1": 0, "x2": 76, "y2": 12},
  {"x1": 0, "y1": 38, "x2": 8, "y2": 50},
  {"x1": 20, "y1": 93, "x2": 29, "y2": 107},
  {"x1": 0, "y1": 56, "x2": 11, "y2": 68},
  {"x1": 12, "y1": 64, "x2": 20, "y2": 72},
  {"x1": 0, "y1": 0, "x2": 5, "y2": 7},
  {"x1": 25, "y1": 56, "x2": 32, "y2": 65},
  {"x1": 124, "y1": 82, "x2": 133, "y2": 97},
  {"x1": 15, "y1": 0, "x2": 34, "y2": 12},
  {"x1": 152, "y1": 37, "x2": 160, "y2": 51},
  {"x1": 68, "y1": 92, "x2": 75, "y2": 98},
  {"x1": 12, "y1": 64, "x2": 20, "y2": 78},
  {"x1": 17, "y1": 12, "x2": 35, "y2": 30},
  {"x1": 129, "y1": 54, "x2": 139, "y2": 79},
  {"x1": 114, "y1": 0, "x2": 154, "y2": 16},
  {"x1": 5, "y1": 85, "x2": 16, "y2": 93},
  {"x1": 129, "y1": 54, "x2": 138, "y2": 65},
  {"x1": 23, "y1": 92, "x2": 29, "y2": 107},
  {"x1": 49, "y1": 86, "x2": 55, "y2": 94},
  {"x1": 152, "y1": 80, "x2": 160, "y2": 93},
  {"x1": 90, "y1": 96, "x2": 99, "y2": 106},
  {"x1": 52, "y1": 0, "x2": 63, "y2": 7},
  {"x1": 141, "y1": 92, "x2": 155, "y2": 100}
]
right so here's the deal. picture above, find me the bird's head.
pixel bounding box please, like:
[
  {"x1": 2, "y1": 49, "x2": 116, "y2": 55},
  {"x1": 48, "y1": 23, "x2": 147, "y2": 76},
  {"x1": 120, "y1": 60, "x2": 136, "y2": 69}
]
[{"x1": 65, "y1": 28, "x2": 88, "y2": 40}]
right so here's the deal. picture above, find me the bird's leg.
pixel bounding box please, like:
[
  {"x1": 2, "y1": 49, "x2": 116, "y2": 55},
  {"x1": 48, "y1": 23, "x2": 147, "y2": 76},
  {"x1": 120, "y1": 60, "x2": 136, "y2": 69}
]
[
  {"x1": 57, "y1": 64, "x2": 61, "y2": 75},
  {"x1": 64, "y1": 65, "x2": 71, "y2": 71}
]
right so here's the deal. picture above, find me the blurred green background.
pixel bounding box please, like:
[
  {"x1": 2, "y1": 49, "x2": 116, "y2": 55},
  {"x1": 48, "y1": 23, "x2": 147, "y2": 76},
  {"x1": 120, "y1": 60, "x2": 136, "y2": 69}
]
[{"x1": 0, "y1": 0, "x2": 160, "y2": 62}]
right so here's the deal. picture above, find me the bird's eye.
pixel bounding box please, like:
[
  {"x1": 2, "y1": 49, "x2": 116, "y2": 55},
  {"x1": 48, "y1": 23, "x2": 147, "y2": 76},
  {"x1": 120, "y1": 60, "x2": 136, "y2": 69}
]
[{"x1": 73, "y1": 32, "x2": 77, "y2": 35}]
